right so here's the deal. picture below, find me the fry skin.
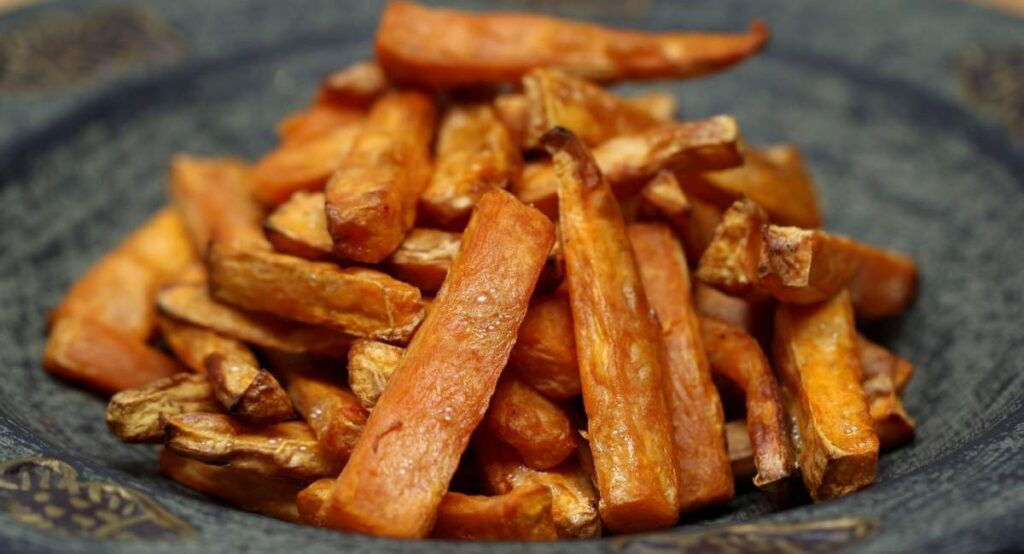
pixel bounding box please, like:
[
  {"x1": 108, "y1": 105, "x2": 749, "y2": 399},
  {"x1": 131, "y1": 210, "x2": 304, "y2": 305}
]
[
  {"x1": 857, "y1": 336, "x2": 916, "y2": 448},
  {"x1": 420, "y1": 104, "x2": 521, "y2": 230},
  {"x1": 544, "y1": 128, "x2": 679, "y2": 532},
  {"x1": 346, "y1": 339, "x2": 402, "y2": 410},
  {"x1": 325, "y1": 91, "x2": 437, "y2": 263},
  {"x1": 507, "y1": 290, "x2": 580, "y2": 400},
  {"x1": 629, "y1": 223, "x2": 733, "y2": 512},
  {"x1": 323, "y1": 189, "x2": 555, "y2": 538},
  {"x1": 773, "y1": 291, "x2": 879, "y2": 502},
  {"x1": 375, "y1": 2, "x2": 769, "y2": 88},
  {"x1": 486, "y1": 377, "x2": 577, "y2": 470},
  {"x1": 168, "y1": 155, "x2": 267, "y2": 249},
  {"x1": 106, "y1": 373, "x2": 219, "y2": 443},
  {"x1": 205, "y1": 353, "x2": 295, "y2": 425},
  {"x1": 157, "y1": 315, "x2": 257, "y2": 373},
  {"x1": 431, "y1": 487, "x2": 559, "y2": 541}
]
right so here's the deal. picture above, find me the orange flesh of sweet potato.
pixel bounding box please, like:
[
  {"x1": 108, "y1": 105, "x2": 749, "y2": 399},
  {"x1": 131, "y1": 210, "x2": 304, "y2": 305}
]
[
  {"x1": 430, "y1": 487, "x2": 559, "y2": 541},
  {"x1": 757, "y1": 225, "x2": 860, "y2": 304},
  {"x1": 325, "y1": 91, "x2": 437, "y2": 263},
  {"x1": 485, "y1": 377, "x2": 577, "y2": 470},
  {"x1": 253, "y1": 120, "x2": 365, "y2": 206},
  {"x1": 773, "y1": 291, "x2": 879, "y2": 502},
  {"x1": 156, "y1": 315, "x2": 257, "y2": 373},
  {"x1": 543, "y1": 128, "x2": 679, "y2": 533},
  {"x1": 205, "y1": 353, "x2": 295, "y2": 425},
  {"x1": 168, "y1": 155, "x2": 267, "y2": 250},
  {"x1": 346, "y1": 339, "x2": 403, "y2": 410},
  {"x1": 857, "y1": 336, "x2": 916, "y2": 448},
  {"x1": 323, "y1": 189, "x2": 555, "y2": 538},
  {"x1": 375, "y1": 2, "x2": 769, "y2": 88},
  {"x1": 280, "y1": 369, "x2": 369, "y2": 461},
  {"x1": 106, "y1": 373, "x2": 219, "y2": 443},
  {"x1": 507, "y1": 290, "x2": 580, "y2": 400},
  {"x1": 629, "y1": 223, "x2": 733, "y2": 512}
]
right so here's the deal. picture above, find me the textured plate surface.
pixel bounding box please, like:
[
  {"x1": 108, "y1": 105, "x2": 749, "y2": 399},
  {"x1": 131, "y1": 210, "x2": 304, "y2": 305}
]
[{"x1": 0, "y1": 1, "x2": 1023, "y2": 552}]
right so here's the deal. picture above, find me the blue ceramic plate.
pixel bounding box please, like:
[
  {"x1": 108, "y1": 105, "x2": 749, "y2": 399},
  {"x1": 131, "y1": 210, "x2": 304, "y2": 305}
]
[{"x1": 1, "y1": 1, "x2": 1023, "y2": 552}]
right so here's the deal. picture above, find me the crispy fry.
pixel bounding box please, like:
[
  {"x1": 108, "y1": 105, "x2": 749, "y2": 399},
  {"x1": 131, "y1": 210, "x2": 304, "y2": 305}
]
[
  {"x1": 319, "y1": 60, "x2": 389, "y2": 108},
  {"x1": 264, "y1": 191, "x2": 335, "y2": 261},
  {"x1": 699, "y1": 316, "x2": 795, "y2": 492},
  {"x1": 168, "y1": 155, "x2": 267, "y2": 249},
  {"x1": 165, "y1": 413, "x2": 342, "y2": 481},
  {"x1": 846, "y1": 242, "x2": 918, "y2": 319},
  {"x1": 857, "y1": 336, "x2": 916, "y2": 448},
  {"x1": 725, "y1": 420, "x2": 756, "y2": 482},
  {"x1": 696, "y1": 197, "x2": 770, "y2": 298},
  {"x1": 507, "y1": 291, "x2": 580, "y2": 400},
  {"x1": 325, "y1": 91, "x2": 437, "y2": 263},
  {"x1": 159, "y1": 449, "x2": 304, "y2": 523},
  {"x1": 323, "y1": 189, "x2": 555, "y2": 538},
  {"x1": 629, "y1": 223, "x2": 733, "y2": 511},
  {"x1": 385, "y1": 228, "x2": 462, "y2": 292},
  {"x1": 106, "y1": 373, "x2": 219, "y2": 443},
  {"x1": 277, "y1": 103, "x2": 364, "y2": 145},
  {"x1": 205, "y1": 353, "x2": 294, "y2": 425},
  {"x1": 253, "y1": 120, "x2": 365, "y2": 206},
  {"x1": 157, "y1": 315, "x2": 257, "y2": 373},
  {"x1": 773, "y1": 291, "x2": 879, "y2": 502},
  {"x1": 346, "y1": 339, "x2": 402, "y2": 410},
  {"x1": 486, "y1": 377, "x2": 577, "y2": 470},
  {"x1": 279, "y1": 367, "x2": 369, "y2": 461},
  {"x1": 757, "y1": 225, "x2": 860, "y2": 304},
  {"x1": 375, "y1": 2, "x2": 769, "y2": 88},
  {"x1": 157, "y1": 283, "x2": 352, "y2": 359},
  {"x1": 514, "y1": 116, "x2": 742, "y2": 218},
  {"x1": 208, "y1": 243, "x2": 425, "y2": 343},
  {"x1": 544, "y1": 128, "x2": 679, "y2": 532},
  {"x1": 431, "y1": 487, "x2": 558, "y2": 541},
  {"x1": 420, "y1": 104, "x2": 521, "y2": 230}
]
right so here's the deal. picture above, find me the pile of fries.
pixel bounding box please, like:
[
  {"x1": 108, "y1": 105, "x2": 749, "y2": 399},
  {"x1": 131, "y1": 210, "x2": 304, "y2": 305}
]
[{"x1": 43, "y1": 2, "x2": 919, "y2": 541}]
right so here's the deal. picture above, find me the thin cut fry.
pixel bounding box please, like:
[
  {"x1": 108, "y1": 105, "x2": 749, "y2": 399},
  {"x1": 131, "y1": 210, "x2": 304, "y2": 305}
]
[
  {"x1": 205, "y1": 353, "x2": 295, "y2": 425},
  {"x1": 208, "y1": 243, "x2": 425, "y2": 343},
  {"x1": 106, "y1": 373, "x2": 219, "y2": 443},
  {"x1": 253, "y1": 120, "x2": 365, "y2": 206},
  {"x1": 544, "y1": 128, "x2": 679, "y2": 532},
  {"x1": 325, "y1": 91, "x2": 437, "y2": 263},
  {"x1": 168, "y1": 155, "x2": 267, "y2": 249},
  {"x1": 486, "y1": 377, "x2": 577, "y2": 470},
  {"x1": 279, "y1": 367, "x2": 369, "y2": 461},
  {"x1": 346, "y1": 339, "x2": 402, "y2": 410},
  {"x1": 319, "y1": 60, "x2": 389, "y2": 107},
  {"x1": 629, "y1": 223, "x2": 733, "y2": 512},
  {"x1": 420, "y1": 104, "x2": 521, "y2": 230},
  {"x1": 773, "y1": 291, "x2": 879, "y2": 502},
  {"x1": 846, "y1": 242, "x2": 918, "y2": 319},
  {"x1": 323, "y1": 189, "x2": 555, "y2": 538},
  {"x1": 430, "y1": 487, "x2": 558, "y2": 541},
  {"x1": 857, "y1": 336, "x2": 916, "y2": 448},
  {"x1": 156, "y1": 315, "x2": 257, "y2": 373},
  {"x1": 375, "y1": 2, "x2": 769, "y2": 88}
]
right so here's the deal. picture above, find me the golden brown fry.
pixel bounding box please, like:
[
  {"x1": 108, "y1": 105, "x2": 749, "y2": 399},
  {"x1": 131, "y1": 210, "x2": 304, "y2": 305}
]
[
  {"x1": 725, "y1": 420, "x2": 756, "y2": 482},
  {"x1": 544, "y1": 128, "x2": 679, "y2": 532},
  {"x1": 165, "y1": 413, "x2": 342, "y2": 481},
  {"x1": 507, "y1": 290, "x2": 580, "y2": 400},
  {"x1": 325, "y1": 91, "x2": 437, "y2": 263},
  {"x1": 279, "y1": 367, "x2": 369, "y2": 461},
  {"x1": 106, "y1": 373, "x2": 219, "y2": 443},
  {"x1": 693, "y1": 281, "x2": 764, "y2": 336},
  {"x1": 323, "y1": 190, "x2": 555, "y2": 538},
  {"x1": 757, "y1": 225, "x2": 860, "y2": 304},
  {"x1": 773, "y1": 291, "x2": 879, "y2": 502},
  {"x1": 263, "y1": 191, "x2": 334, "y2": 261},
  {"x1": 346, "y1": 339, "x2": 402, "y2": 410},
  {"x1": 845, "y1": 242, "x2": 918, "y2": 319},
  {"x1": 156, "y1": 315, "x2": 257, "y2": 373},
  {"x1": 514, "y1": 116, "x2": 742, "y2": 218},
  {"x1": 160, "y1": 449, "x2": 304, "y2": 523},
  {"x1": 319, "y1": 60, "x2": 389, "y2": 107},
  {"x1": 420, "y1": 104, "x2": 521, "y2": 230},
  {"x1": 168, "y1": 155, "x2": 267, "y2": 249},
  {"x1": 385, "y1": 228, "x2": 462, "y2": 292},
  {"x1": 629, "y1": 223, "x2": 733, "y2": 512},
  {"x1": 857, "y1": 336, "x2": 916, "y2": 448},
  {"x1": 858, "y1": 335, "x2": 915, "y2": 396},
  {"x1": 486, "y1": 377, "x2": 577, "y2": 471},
  {"x1": 431, "y1": 487, "x2": 559, "y2": 541},
  {"x1": 157, "y1": 283, "x2": 352, "y2": 359},
  {"x1": 639, "y1": 170, "x2": 724, "y2": 264},
  {"x1": 253, "y1": 120, "x2": 365, "y2": 206},
  {"x1": 205, "y1": 353, "x2": 294, "y2": 425},
  {"x1": 699, "y1": 316, "x2": 795, "y2": 492},
  {"x1": 208, "y1": 243, "x2": 425, "y2": 343},
  {"x1": 696, "y1": 197, "x2": 770, "y2": 298},
  {"x1": 375, "y1": 2, "x2": 769, "y2": 88}
]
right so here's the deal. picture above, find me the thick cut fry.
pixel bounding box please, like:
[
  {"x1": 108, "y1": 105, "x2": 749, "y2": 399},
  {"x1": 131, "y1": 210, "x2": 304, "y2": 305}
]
[
  {"x1": 168, "y1": 155, "x2": 267, "y2": 249},
  {"x1": 165, "y1": 413, "x2": 342, "y2": 481},
  {"x1": 157, "y1": 315, "x2": 257, "y2": 373},
  {"x1": 773, "y1": 291, "x2": 879, "y2": 502},
  {"x1": 208, "y1": 243, "x2": 424, "y2": 343},
  {"x1": 696, "y1": 197, "x2": 770, "y2": 298},
  {"x1": 858, "y1": 335, "x2": 915, "y2": 395},
  {"x1": 476, "y1": 433, "x2": 600, "y2": 539},
  {"x1": 523, "y1": 68, "x2": 661, "y2": 147},
  {"x1": 507, "y1": 291, "x2": 580, "y2": 400},
  {"x1": 431, "y1": 487, "x2": 558, "y2": 541},
  {"x1": 514, "y1": 116, "x2": 742, "y2": 218},
  {"x1": 857, "y1": 337, "x2": 916, "y2": 448},
  {"x1": 44, "y1": 317, "x2": 184, "y2": 394},
  {"x1": 486, "y1": 377, "x2": 577, "y2": 470},
  {"x1": 323, "y1": 189, "x2": 555, "y2": 538},
  {"x1": 282, "y1": 368, "x2": 369, "y2": 460},
  {"x1": 205, "y1": 354, "x2": 294, "y2": 425},
  {"x1": 699, "y1": 317, "x2": 795, "y2": 492},
  {"x1": 106, "y1": 373, "x2": 219, "y2": 443},
  {"x1": 544, "y1": 128, "x2": 679, "y2": 532},
  {"x1": 629, "y1": 223, "x2": 733, "y2": 512},
  {"x1": 157, "y1": 283, "x2": 352, "y2": 359},
  {"x1": 375, "y1": 2, "x2": 769, "y2": 88},
  {"x1": 277, "y1": 103, "x2": 364, "y2": 145},
  {"x1": 846, "y1": 242, "x2": 918, "y2": 319},
  {"x1": 159, "y1": 450, "x2": 304, "y2": 523},
  {"x1": 253, "y1": 120, "x2": 365, "y2": 206},
  {"x1": 346, "y1": 339, "x2": 402, "y2": 410},
  {"x1": 385, "y1": 228, "x2": 462, "y2": 292},
  {"x1": 757, "y1": 225, "x2": 860, "y2": 304},
  {"x1": 325, "y1": 91, "x2": 437, "y2": 263},
  {"x1": 319, "y1": 60, "x2": 389, "y2": 108},
  {"x1": 420, "y1": 104, "x2": 521, "y2": 230}
]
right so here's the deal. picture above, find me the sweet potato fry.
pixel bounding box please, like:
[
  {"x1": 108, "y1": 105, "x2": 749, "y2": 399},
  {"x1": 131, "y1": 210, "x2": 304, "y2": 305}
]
[
  {"x1": 157, "y1": 283, "x2": 352, "y2": 359},
  {"x1": 486, "y1": 377, "x2": 577, "y2": 470},
  {"x1": 725, "y1": 420, "x2": 756, "y2": 482},
  {"x1": 159, "y1": 449, "x2": 304, "y2": 523},
  {"x1": 106, "y1": 373, "x2": 219, "y2": 443},
  {"x1": 431, "y1": 487, "x2": 559, "y2": 541},
  {"x1": 639, "y1": 170, "x2": 724, "y2": 264},
  {"x1": 279, "y1": 366, "x2": 369, "y2": 460},
  {"x1": 205, "y1": 353, "x2": 294, "y2": 425},
  {"x1": 156, "y1": 315, "x2": 257, "y2": 373},
  {"x1": 629, "y1": 223, "x2": 733, "y2": 512},
  {"x1": 544, "y1": 128, "x2": 679, "y2": 532},
  {"x1": 857, "y1": 336, "x2": 916, "y2": 448},
  {"x1": 522, "y1": 68, "x2": 661, "y2": 147},
  {"x1": 346, "y1": 339, "x2": 402, "y2": 410},
  {"x1": 168, "y1": 155, "x2": 267, "y2": 249},
  {"x1": 117, "y1": 208, "x2": 198, "y2": 283},
  {"x1": 325, "y1": 91, "x2": 437, "y2": 263},
  {"x1": 263, "y1": 191, "x2": 335, "y2": 261},
  {"x1": 375, "y1": 2, "x2": 769, "y2": 88},
  {"x1": 757, "y1": 225, "x2": 860, "y2": 304},
  {"x1": 514, "y1": 116, "x2": 742, "y2": 218},
  {"x1": 858, "y1": 335, "x2": 915, "y2": 395},
  {"x1": 846, "y1": 242, "x2": 918, "y2": 319},
  {"x1": 385, "y1": 228, "x2": 462, "y2": 292},
  {"x1": 253, "y1": 120, "x2": 365, "y2": 206},
  {"x1": 277, "y1": 103, "x2": 364, "y2": 145},
  {"x1": 420, "y1": 104, "x2": 521, "y2": 230},
  {"x1": 696, "y1": 197, "x2": 770, "y2": 298},
  {"x1": 773, "y1": 291, "x2": 879, "y2": 502},
  {"x1": 165, "y1": 413, "x2": 342, "y2": 481},
  {"x1": 628, "y1": 91, "x2": 678, "y2": 123},
  {"x1": 507, "y1": 290, "x2": 580, "y2": 400},
  {"x1": 693, "y1": 281, "x2": 764, "y2": 336},
  {"x1": 323, "y1": 189, "x2": 555, "y2": 538},
  {"x1": 318, "y1": 60, "x2": 389, "y2": 108},
  {"x1": 208, "y1": 243, "x2": 425, "y2": 343},
  {"x1": 699, "y1": 316, "x2": 795, "y2": 492}
]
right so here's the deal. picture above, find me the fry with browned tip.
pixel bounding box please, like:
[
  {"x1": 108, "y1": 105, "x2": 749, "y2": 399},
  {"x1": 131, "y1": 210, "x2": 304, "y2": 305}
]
[{"x1": 205, "y1": 353, "x2": 295, "y2": 425}]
